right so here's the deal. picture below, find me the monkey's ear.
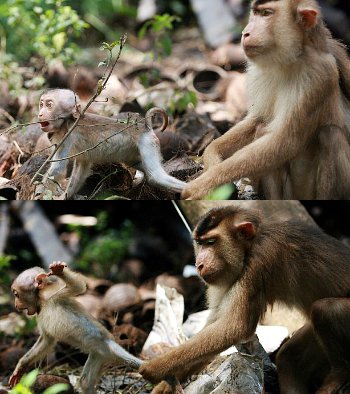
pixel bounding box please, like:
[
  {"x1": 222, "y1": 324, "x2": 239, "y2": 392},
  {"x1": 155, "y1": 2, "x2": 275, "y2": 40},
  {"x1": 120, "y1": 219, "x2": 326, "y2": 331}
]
[
  {"x1": 235, "y1": 221, "x2": 256, "y2": 240},
  {"x1": 298, "y1": 8, "x2": 318, "y2": 29},
  {"x1": 34, "y1": 273, "x2": 49, "y2": 289},
  {"x1": 72, "y1": 104, "x2": 82, "y2": 119}
]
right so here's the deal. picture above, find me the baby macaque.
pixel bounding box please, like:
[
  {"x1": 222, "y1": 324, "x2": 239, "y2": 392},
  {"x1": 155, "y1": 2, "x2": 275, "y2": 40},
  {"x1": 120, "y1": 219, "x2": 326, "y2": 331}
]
[
  {"x1": 10, "y1": 262, "x2": 143, "y2": 394},
  {"x1": 38, "y1": 89, "x2": 186, "y2": 198}
]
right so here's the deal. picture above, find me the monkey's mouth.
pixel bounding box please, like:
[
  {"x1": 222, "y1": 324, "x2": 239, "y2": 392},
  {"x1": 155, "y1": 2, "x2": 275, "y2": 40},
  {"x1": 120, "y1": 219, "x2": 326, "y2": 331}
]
[
  {"x1": 17, "y1": 307, "x2": 37, "y2": 316},
  {"x1": 39, "y1": 121, "x2": 50, "y2": 128},
  {"x1": 198, "y1": 270, "x2": 220, "y2": 284}
]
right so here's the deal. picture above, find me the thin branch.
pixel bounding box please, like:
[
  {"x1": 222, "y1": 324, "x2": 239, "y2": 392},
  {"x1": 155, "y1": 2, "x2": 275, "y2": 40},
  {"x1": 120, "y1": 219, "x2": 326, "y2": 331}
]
[
  {"x1": 0, "y1": 115, "x2": 71, "y2": 136},
  {"x1": 12, "y1": 141, "x2": 24, "y2": 165},
  {"x1": 0, "y1": 108, "x2": 15, "y2": 124},
  {"x1": 48, "y1": 117, "x2": 147, "y2": 163},
  {"x1": 1, "y1": 121, "x2": 36, "y2": 136}
]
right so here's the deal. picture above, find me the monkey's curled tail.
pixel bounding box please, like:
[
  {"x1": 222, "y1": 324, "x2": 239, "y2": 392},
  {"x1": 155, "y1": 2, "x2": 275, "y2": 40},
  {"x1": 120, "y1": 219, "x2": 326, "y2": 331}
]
[
  {"x1": 145, "y1": 107, "x2": 168, "y2": 132},
  {"x1": 106, "y1": 339, "x2": 143, "y2": 369}
]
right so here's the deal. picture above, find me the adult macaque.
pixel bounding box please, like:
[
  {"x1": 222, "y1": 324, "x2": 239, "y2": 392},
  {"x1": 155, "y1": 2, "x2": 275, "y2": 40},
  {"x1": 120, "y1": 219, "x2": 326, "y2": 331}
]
[
  {"x1": 140, "y1": 206, "x2": 350, "y2": 393},
  {"x1": 38, "y1": 89, "x2": 185, "y2": 199},
  {"x1": 9, "y1": 262, "x2": 143, "y2": 394},
  {"x1": 182, "y1": 0, "x2": 350, "y2": 200}
]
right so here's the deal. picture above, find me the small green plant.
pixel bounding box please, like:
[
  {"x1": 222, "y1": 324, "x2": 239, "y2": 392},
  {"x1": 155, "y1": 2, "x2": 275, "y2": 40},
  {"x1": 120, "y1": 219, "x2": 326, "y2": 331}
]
[
  {"x1": 0, "y1": 0, "x2": 89, "y2": 63},
  {"x1": 138, "y1": 14, "x2": 197, "y2": 112},
  {"x1": 168, "y1": 89, "x2": 198, "y2": 115},
  {"x1": 10, "y1": 369, "x2": 68, "y2": 394},
  {"x1": 139, "y1": 13, "x2": 181, "y2": 61}
]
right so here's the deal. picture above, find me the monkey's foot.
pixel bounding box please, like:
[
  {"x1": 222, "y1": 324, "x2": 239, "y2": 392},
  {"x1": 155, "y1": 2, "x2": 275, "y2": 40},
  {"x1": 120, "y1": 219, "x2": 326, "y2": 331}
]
[
  {"x1": 152, "y1": 381, "x2": 184, "y2": 394},
  {"x1": 8, "y1": 370, "x2": 23, "y2": 387}
]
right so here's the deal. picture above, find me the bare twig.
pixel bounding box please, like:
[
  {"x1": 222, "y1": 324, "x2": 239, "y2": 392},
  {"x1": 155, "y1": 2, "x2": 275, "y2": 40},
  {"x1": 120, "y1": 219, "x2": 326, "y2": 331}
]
[
  {"x1": 0, "y1": 116, "x2": 70, "y2": 136},
  {"x1": 0, "y1": 108, "x2": 15, "y2": 124},
  {"x1": 48, "y1": 117, "x2": 146, "y2": 163},
  {"x1": 12, "y1": 140, "x2": 24, "y2": 165},
  {"x1": 1, "y1": 121, "x2": 36, "y2": 136}
]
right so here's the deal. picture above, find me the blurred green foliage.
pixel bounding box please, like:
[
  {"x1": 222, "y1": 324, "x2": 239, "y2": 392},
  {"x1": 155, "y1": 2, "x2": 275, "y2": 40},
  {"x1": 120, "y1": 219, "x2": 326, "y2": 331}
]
[
  {"x1": 138, "y1": 13, "x2": 197, "y2": 114},
  {"x1": 168, "y1": 89, "x2": 198, "y2": 115},
  {"x1": 70, "y1": 0, "x2": 137, "y2": 41},
  {"x1": 74, "y1": 212, "x2": 135, "y2": 279},
  {"x1": 139, "y1": 13, "x2": 180, "y2": 61},
  {"x1": 10, "y1": 369, "x2": 69, "y2": 394},
  {"x1": 15, "y1": 315, "x2": 38, "y2": 339},
  {"x1": 69, "y1": 0, "x2": 137, "y2": 18},
  {"x1": 0, "y1": 0, "x2": 88, "y2": 63},
  {"x1": 206, "y1": 184, "x2": 236, "y2": 200},
  {"x1": 0, "y1": 255, "x2": 16, "y2": 286}
]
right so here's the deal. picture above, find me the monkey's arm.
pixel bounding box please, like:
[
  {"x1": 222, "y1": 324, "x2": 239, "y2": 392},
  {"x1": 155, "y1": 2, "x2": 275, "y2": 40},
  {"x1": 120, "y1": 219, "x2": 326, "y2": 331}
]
[
  {"x1": 202, "y1": 116, "x2": 258, "y2": 170},
  {"x1": 49, "y1": 262, "x2": 87, "y2": 298},
  {"x1": 9, "y1": 334, "x2": 56, "y2": 387},
  {"x1": 140, "y1": 287, "x2": 261, "y2": 383},
  {"x1": 44, "y1": 143, "x2": 71, "y2": 185},
  {"x1": 65, "y1": 160, "x2": 92, "y2": 199},
  {"x1": 183, "y1": 95, "x2": 336, "y2": 198},
  {"x1": 140, "y1": 318, "x2": 256, "y2": 383}
]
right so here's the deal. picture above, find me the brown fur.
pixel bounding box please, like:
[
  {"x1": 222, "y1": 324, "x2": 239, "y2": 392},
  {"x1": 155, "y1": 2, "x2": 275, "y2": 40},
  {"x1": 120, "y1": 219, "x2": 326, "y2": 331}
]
[
  {"x1": 181, "y1": 0, "x2": 350, "y2": 199},
  {"x1": 38, "y1": 89, "x2": 185, "y2": 199},
  {"x1": 140, "y1": 206, "x2": 350, "y2": 393},
  {"x1": 10, "y1": 262, "x2": 142, "y2": 394}
]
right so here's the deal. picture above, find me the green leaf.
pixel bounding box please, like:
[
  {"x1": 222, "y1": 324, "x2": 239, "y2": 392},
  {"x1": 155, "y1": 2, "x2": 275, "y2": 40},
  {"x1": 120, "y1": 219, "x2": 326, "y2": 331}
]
[
  {"x1": 161, "y1": 35, "x2": 172, "y2": 56},
  {"x1": 21, "y1": 369, "x2": 39, "y2": 388},
  {"x1": 42, "y1": 383, "x2": 69, "y2": 394},
  {"x1": 138, "y1": 21, "x2": 151, "y2": 39},
  {"x1": 52, "y1": 32, "x2": 66, "y2": 53},
  {"x1": 205, "y1": 184, "x2": 235, "y2": 200}
]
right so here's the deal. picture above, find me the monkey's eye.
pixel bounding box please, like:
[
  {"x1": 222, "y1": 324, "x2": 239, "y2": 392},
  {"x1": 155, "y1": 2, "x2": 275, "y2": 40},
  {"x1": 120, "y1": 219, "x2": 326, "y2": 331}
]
[
  {"x1": 47, "y1": 102, "x2": 53, "y2": 109},
  {"x1": 260, "y1": 9, "x2": 274, "y2": 16},
  {"x1": 12, "y1": 290, "x2": 19, "y2": 298},
  {"x1": 196, "y1": 238, "x2": 217, "y2": 245}
]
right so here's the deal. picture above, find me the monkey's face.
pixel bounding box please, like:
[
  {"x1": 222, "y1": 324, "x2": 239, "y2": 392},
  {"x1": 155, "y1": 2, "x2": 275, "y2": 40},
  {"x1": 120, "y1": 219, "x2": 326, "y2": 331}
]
[
  {"x1": 38, "y1": 94, "x2": 65, "y2": 133},
  {"x1": 11, "y1": 267, "x2": 45, "y2": 315},
  {"x1": 193, "y1": 209, "x2": 258, "y2": 286},
  {"x1": 243, "y1": 0, "x2": 317, "y2": 64},
  {"x1": 194, "y1": 237, "x2": 246, "y2": 285},
  {"x1": 242, "y1": 4, "x2": 277, "y2": 59},
  {"x1": 38, "y1": 90, "x2": 81, "y2": 133},
  {"x1": 11, "y1": 286, "x2": 39, "y2": 316}
]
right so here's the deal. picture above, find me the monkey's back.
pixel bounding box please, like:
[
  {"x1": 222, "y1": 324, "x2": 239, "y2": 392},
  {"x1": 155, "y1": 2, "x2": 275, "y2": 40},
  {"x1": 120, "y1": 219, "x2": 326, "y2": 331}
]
[
  {"x1": 38, "y1": 296, "x2": 113, "y2": 353},
  {"x1": 67, "y1": 113, "x2": 145, "y2": 165},
  {"x1": 252, "y1": 221, "x2": 350, "y2": 315}
]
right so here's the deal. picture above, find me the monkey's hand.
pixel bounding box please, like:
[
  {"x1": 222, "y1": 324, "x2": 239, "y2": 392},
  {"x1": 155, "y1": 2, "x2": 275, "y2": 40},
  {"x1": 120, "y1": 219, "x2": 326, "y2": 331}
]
[
  {"x1": 181, "y1": 176, "x2": 213, "y2": 200},
  {"x1": 49, "y1": 261, "x2": 67, "y2": 276},
  {"x1": 151, "y1": 379, "x2": 185, "y2": 394},
  {"x1": 139, "y1": 358, "x2": 177, "y2": 384},
  {"x1": 9, "y1": 369, "x2": 23, "y2": 387}
]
